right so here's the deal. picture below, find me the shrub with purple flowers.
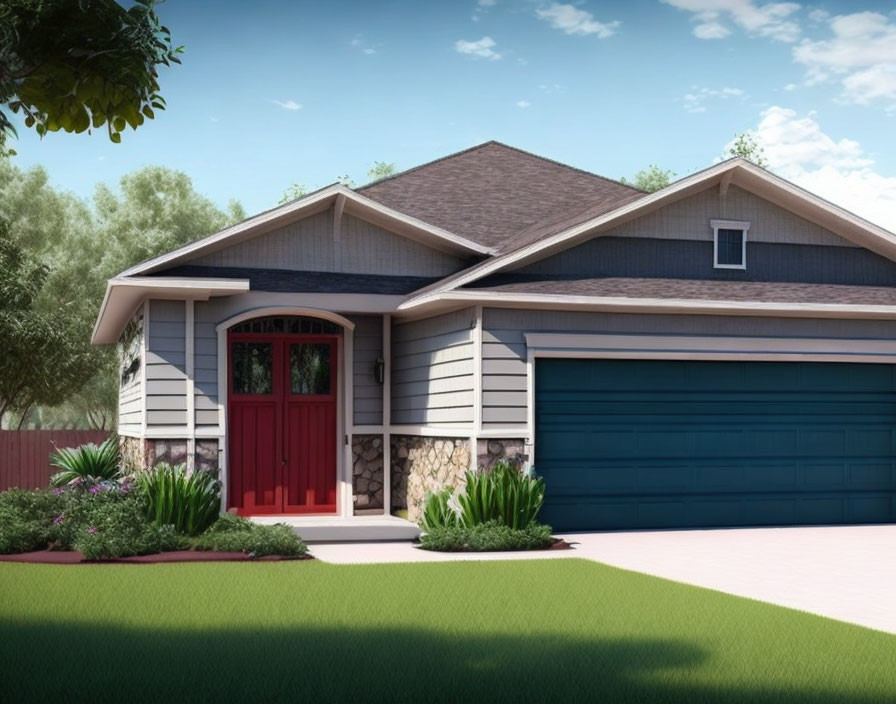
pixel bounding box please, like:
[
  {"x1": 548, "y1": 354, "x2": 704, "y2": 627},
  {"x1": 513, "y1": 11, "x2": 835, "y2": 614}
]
[{"x1": 0, "y1": 488, "x2": 65, "y2": 554}]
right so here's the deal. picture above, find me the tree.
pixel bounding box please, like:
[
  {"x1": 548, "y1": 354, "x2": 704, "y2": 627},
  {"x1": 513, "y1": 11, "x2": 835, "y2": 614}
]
[
  {"x1": 0, "y1": 157, "x2": 243, "y2": 429},
  {"x1": 728, "y1": 131, "x2": 768, "y2": 168},
  {"x1": 0, "y1": 0, "x2": 182, "y2": 150},
  {"x1": 620, "y1": 164, "x2": 675, "y2": 193},
  {"x1": 366, "y1": 161, "x2": 396, "y2": 183},
  {"x1": 279, "y1": 183, "x2": 308, "y2": 205},
  {"x1": 0, "y1": 219, "x2": 94, "y2": 427}
]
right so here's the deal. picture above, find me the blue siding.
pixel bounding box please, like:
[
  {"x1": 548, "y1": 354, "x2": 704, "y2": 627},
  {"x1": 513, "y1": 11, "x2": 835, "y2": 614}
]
[
  {"x1": 536, "y1": 358, "x2": 896, "y2": 530},
  {"x1": 501, "y1": 238, "x2": 896, "y2": 286}
]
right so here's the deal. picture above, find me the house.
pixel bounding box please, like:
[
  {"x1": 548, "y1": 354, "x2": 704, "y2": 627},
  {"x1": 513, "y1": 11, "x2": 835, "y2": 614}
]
[{"x1": 92, "y1": 142, "x2": 896, "y2": 539}]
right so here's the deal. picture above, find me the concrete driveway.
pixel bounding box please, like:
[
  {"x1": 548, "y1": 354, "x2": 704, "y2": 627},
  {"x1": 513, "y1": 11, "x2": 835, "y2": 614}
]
[
  {"x1": 310, "y1": 524, "x2": 896, "y2": 635},
  {"x1": 562, "y1": 524, "x2": 896, "y2": 635}
]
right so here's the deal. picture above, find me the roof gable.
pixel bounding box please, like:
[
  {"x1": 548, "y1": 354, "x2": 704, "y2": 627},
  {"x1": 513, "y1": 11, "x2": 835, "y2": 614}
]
[
  {"x1": 359, "y1": 141, "x2": 643, "y2": 250},
  {"x1": 400, "y1": 159, "x2": 896, "y2": 309},
  {"x1": 120, "y1": 184, "x2": 493, "y2": 277}
]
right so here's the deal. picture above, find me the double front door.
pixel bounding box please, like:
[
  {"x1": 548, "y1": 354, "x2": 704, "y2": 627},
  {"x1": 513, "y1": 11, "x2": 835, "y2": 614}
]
[{"x1": 228, "y1": 332, "x2": 338, "y2": 514}]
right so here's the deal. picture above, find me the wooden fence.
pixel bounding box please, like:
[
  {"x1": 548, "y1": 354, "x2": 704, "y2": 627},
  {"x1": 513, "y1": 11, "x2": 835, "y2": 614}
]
[{"x1": 0, "y1": 430, "x2": 110, "y2": 491}]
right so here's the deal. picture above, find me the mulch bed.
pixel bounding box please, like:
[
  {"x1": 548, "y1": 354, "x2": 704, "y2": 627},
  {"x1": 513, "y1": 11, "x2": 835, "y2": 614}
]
[
  {"x1": 549, "y1": 538, "x2": 574, "y2": 550},
  {"x1": 0, "y1": 550, "x2": 312, "y2": 564}
]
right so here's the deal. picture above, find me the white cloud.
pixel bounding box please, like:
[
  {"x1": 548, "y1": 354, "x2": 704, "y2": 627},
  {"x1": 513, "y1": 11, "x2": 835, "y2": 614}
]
[
  {"x1": 536, "y1": 3, "x2": 620, "y2": 38},
  {"x1": 735, "y1": 106, "x2": 896, "y2": 231},
  {"x1": 473, "y1": 0, "x2": 496, "y2": 22},
  {"x1": 539, "y1": 83, "x2": 568, "y2": 94},
  {"x1": 783, "y1": 82, "x2": 798, "y2": 91},
  {"x1": 682, "y1": 85, "x2": 746, "y2": 113},
  {"x1": 350, "y1": 34, "x2": 378, "y2": 55},
  {"x1": 454, "y1": 36, "x2": 502, "y2": 60},
  {"x1": 516, "y1": 99, "x2": 532, "y2": 108},
  {"x1": 661, "y1": 0, "x2": 801, "y2": 42},
  {"x1": 272, "y1": 99, "x2": 302, "y2": 111},
  {"x1": 693, "y1": 21, "x2": 731, "y2": 38},
  {"x1": 793, "y1": 11, "x2": 896, "y2": 106}
]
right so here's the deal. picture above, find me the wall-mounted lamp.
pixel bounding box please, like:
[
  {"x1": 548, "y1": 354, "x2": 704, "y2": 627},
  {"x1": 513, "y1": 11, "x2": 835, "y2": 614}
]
[{"x1": 374, "y1": 356, "x2": 385, "y2": 385}]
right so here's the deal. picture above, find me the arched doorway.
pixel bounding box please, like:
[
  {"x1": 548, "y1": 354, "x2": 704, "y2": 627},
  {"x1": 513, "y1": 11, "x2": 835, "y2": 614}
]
[{"x1": 226, "y1": 314, "x2": 348, "y2": 514}]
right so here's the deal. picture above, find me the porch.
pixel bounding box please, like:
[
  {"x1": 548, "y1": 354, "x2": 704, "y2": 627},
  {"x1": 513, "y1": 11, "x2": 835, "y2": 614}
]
[{"x1": 249, "y1": 513, "x2": 420, "y2": 542}]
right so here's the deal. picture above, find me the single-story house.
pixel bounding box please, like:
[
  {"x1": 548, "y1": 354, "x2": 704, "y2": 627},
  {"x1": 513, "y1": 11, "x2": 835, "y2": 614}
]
[{"x1": 93, "y1": 141, "x2": 896, "y2": 539}]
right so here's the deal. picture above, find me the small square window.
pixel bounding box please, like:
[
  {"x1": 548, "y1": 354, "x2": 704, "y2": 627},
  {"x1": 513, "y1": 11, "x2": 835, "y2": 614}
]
[{"x1": 711, "y1": 219, "x2": 749, "y2": 270}]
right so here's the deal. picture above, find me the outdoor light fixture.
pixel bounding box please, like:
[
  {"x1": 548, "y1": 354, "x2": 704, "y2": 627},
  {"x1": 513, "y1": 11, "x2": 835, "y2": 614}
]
[{"x1": 374, "y1": 356, "x2": 385, "y2": 384}]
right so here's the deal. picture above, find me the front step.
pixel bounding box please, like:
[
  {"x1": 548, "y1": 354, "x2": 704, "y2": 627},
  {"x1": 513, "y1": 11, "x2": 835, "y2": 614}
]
[{"x1": 249, "y1": 514, "x2": 421, "y2": 542}]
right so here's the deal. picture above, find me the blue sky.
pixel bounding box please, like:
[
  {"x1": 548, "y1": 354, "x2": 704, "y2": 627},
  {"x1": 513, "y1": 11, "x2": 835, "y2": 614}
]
[{"x1": 10, "y1": 0, "x2": 896, "y2": 229}]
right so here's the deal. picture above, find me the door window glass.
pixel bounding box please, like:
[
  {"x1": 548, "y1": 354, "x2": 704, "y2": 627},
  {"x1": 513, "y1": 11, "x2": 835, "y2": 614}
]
[
  {"x1": 290, "y1": 343, "x2": 331, "y2": 395},
  {"x1": 232, "y1": 342, "x2": 273, "y2": 394}
]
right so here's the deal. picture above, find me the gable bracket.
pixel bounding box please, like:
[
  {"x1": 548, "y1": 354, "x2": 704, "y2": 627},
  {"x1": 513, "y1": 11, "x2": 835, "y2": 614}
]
[
  {"x1": 333, "y1": 193, "x2": 346, "y2": 270},
  {"x1": 719, "y1": 170, "x2": 733, "y2": 199}
]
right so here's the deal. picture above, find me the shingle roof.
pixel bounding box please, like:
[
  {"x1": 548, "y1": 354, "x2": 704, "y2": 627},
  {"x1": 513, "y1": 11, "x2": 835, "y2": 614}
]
[
  {"x1": 463, "y1": 276, "x2": 896, "y2": 306},
  {"x1": 358, "y1": 141, "x2": 643, "y2": 252},
  {"x1": 153, "y1": 266, "x2": 438, "y2": 295}
]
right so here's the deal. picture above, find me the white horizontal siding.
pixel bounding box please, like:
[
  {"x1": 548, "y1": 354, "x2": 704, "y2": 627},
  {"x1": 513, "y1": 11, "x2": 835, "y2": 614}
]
[{"x1": 391, "y1": 307, "x2": 476, "y2": 426}]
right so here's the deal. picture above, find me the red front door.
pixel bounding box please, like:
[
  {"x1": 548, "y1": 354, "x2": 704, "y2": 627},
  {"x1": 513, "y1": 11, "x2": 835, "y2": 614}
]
[{"x1": 228, "y1": 332, "x2": 338, "y2": 514}]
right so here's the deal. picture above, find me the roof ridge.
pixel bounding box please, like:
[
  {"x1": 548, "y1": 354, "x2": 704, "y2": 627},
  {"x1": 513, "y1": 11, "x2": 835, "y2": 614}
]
[
  {"x1": 355, "y1": 141, "x2": 501, "y2": 191},
  {"x1": 356, "y1": 140, "x2": 645, "y2": 195}
]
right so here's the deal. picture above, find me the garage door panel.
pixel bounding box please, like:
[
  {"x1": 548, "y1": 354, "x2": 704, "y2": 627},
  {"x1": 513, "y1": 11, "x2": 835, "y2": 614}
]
[{"x1": 535, "y1": 359, "x2": 896, "y2": 530}]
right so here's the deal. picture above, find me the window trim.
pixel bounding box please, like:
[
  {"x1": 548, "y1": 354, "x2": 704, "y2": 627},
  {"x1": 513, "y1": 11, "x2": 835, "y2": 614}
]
[{"x1": 711, "y1": 219, "x2": 750, "y2": 270}]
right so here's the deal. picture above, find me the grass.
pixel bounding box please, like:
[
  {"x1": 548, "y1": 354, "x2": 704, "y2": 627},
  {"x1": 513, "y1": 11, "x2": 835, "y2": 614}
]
[{"x1": 1, "y1": 558, "x2": 894, "y2": 703}]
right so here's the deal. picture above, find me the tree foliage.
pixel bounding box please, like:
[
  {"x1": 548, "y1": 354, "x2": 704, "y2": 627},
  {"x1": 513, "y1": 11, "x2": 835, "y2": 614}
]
[
  {"x1": 0, "y1": 0, "x2": 182, "y2": 149},
  {"x1": 279, "y1": 183, "x2": 308, "y2": 205},
  {"x1": 728, "y1": 131, "x2": 768, "y2": 168},
  {"x1": 0, "y1": 157, "x2": 241, "y2": 429},
  {"x1": 620, "y1": 164, "x2": 675, "y2": 193},
  {"x1": 0, "y1": 219, "x2": 94, "y2": 425},
  {"x1": 278, "y1": 160, "x2": 398, "y2": 204},
  {"x1": 366, "y1": 161, "x2": 396, "y2": 183}
]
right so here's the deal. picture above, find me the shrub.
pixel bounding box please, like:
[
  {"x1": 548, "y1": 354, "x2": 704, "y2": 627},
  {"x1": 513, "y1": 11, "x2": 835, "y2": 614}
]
[
  {"x1": 419, "y1": 520, "x2": 555, "y2": 552},
  {"x1": 194, "y1": 514, "x2": 307, "y2": 557},
  {"x1": 53, "y1": 480, "x2": 138, "y2": 550},
  {"x1": 0, "y1": 488, "x2": 65, "y2": 553},
  {"x1": 420, "y1": 488, "x2": 461, "y2": 533},
  {"x1": 137, "y1": 463, "x2": 220, "y2": 536},
  {"x1": 454, "y1": 461, "x2": 545, "y2": 530},
  {"x1": 50, "y1": 437, "x2": 120, "y2": 487},
  {"x1": 73, "y1": 495, "x2": 186, "y2": 560}
]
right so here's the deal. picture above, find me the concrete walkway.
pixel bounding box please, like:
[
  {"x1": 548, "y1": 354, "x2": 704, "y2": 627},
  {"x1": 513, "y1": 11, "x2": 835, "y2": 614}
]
[{"x1": 309, "y1": 525, "x2": 896, "y2": 635}]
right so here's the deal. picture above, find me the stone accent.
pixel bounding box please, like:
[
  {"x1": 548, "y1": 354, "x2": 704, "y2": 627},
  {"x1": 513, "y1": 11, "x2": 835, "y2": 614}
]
[
  {"x1": 118, "y1": 437, "x2": 220, "y2": 474},
  {"x1": 118, "y1": 435, "x2": 146, "y2": 473},
  {"x1": 195, "y1": 439, "x2": 220, "y2": 473},
  {"x1": 391, "y1": 435, "x2": 472, "y2": 523},
  {"x1": 477, "y1": 439, "x2": 528, "y2": 470},
  {"x1": 146, "y1": 439, "x2": 188, "y2": 468},
  {"x1": 352, "y1": 434, "x2": 384, "y2": 512}
]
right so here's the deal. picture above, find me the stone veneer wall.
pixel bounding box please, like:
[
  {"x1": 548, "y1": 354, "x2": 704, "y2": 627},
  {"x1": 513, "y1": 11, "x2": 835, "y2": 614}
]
[
  {"x1": 476, "y1": 439, "x2": 528, "y2": 470},
  {"x1": 194, "y1": 439, "x2": 220, "y2": 473},
  {"x1": 391, "y1": 435, "x2": 472, "y2": 523},
  {"x1": 352, "y1": 435, "x2": 384, "y2": 512},
  {"x1": 119, "y1": 436, "x2": 146, "y2": 473},
  {"x1": 118, "y1": 438, "x2": 220, "y2": 474}
]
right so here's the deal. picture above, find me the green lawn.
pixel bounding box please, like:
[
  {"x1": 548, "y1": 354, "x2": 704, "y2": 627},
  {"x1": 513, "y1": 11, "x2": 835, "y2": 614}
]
[{"x1": 1, "y1": 558, "x2": 894, "y2": 703}]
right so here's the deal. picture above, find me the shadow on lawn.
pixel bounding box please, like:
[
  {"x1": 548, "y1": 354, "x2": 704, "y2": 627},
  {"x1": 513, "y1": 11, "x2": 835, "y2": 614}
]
[{"x1": 2, "y1": 620, "x2": 889, "y2": 704}]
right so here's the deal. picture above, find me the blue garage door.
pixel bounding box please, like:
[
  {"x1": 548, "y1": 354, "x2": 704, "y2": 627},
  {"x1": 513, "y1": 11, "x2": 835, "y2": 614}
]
[{"x1": 535, "y1": 359, "x2": 896, "y2": 531}]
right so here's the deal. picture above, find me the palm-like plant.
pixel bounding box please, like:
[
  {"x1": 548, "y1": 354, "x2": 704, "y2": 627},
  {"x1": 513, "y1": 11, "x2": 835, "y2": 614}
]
[
  {"x1": 456, "y1": 461, "x2": 545, "y2": 530},
  {"x1": 50, "y1": 438, "x2": 119, "y2": 487},
  {"x1": 137, "y1": 463, "x2": 220, "y2": 536}
]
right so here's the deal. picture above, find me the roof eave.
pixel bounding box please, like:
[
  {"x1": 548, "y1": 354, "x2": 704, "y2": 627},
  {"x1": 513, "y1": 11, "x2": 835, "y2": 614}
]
[
  {"x1": 398, "y1": 289, "x2": 896, "y2": 320},
  {"x1": 91, "y1": 277, "x2": 250, "y2": 345}
]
